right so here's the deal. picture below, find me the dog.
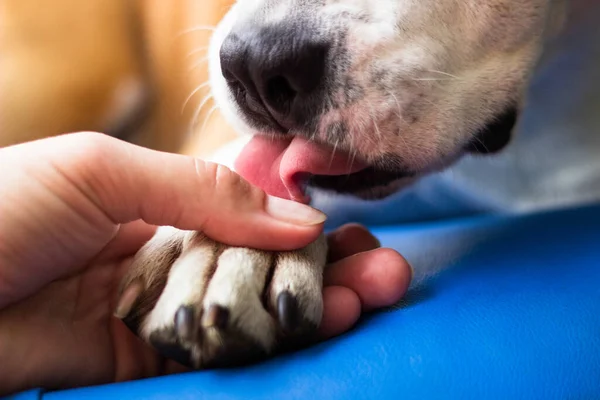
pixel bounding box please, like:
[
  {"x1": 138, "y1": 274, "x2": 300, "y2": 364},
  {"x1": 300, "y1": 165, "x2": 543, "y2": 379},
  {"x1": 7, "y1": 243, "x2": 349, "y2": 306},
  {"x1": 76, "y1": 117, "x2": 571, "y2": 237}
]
[{"x1": 113, "y1": 0, "x2": 572, "y2": 369}]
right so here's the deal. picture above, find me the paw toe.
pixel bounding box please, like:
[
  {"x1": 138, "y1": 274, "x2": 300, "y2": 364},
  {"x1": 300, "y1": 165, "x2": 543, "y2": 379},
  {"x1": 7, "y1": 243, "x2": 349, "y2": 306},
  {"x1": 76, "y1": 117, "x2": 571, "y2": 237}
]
[{"x1": 201, "y1": 304, "x2": 230, "y2": 330}]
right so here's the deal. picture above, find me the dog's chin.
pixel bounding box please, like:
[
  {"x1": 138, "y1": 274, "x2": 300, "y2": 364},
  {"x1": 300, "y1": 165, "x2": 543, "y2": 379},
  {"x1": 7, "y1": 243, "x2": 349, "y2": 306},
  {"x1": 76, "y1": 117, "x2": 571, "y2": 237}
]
[{"x1": 307, "y1": 106, "x2": 519, "y2": 201}]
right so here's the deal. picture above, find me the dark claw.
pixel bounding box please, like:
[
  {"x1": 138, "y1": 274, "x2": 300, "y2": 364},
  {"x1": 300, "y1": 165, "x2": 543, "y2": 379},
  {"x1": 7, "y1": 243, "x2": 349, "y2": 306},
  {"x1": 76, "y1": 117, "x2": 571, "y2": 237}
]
[
  {"x1": 277, "y1": 291, "x2": 300, "y2": 333},
  {"x1": 202, "y1": 304, "x2": 230, "y2": 329},
  {"x1": 149, "y1": 331, "x2": 192, "y2": 368},
  {"x1": 174, "y1": 305, "x2": 196, "y2": 342}
]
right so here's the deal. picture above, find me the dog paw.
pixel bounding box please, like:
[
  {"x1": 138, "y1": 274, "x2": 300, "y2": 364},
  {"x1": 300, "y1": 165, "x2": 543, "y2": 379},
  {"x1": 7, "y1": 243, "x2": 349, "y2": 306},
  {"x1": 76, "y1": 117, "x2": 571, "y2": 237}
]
[{"x1": 115, "y1": 226, "x2": 327, "y2": 368}]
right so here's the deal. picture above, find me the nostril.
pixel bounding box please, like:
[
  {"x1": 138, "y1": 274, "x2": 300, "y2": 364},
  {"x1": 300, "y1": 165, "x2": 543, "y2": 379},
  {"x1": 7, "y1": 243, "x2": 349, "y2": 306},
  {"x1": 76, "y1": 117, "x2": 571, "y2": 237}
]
[
  {"x1": 220, "y1": 27, "x2": 330, "y2": 133},
  {"x1": 225, "y1": 76, "x2": 246, "y2": 101},
  {"x1": 221, "y1": 67, "x2": 236, "y2": 84},
  {"x1": 265, "y1": 76, "x2": 297, "y2": 114}
]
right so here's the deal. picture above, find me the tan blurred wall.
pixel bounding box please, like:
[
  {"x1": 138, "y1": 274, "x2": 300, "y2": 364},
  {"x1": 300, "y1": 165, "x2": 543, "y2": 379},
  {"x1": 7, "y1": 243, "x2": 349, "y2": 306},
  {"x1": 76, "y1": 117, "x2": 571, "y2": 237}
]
[{"x1": 0, "y1": 0, "x2": 236, "y2": 155}]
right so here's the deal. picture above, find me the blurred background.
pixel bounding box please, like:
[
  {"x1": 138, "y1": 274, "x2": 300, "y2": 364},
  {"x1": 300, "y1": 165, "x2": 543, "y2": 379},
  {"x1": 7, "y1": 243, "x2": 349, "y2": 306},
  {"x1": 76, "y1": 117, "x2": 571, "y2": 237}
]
[{"x1": 0, "y1": 0, "x2": 236, "y2": 156}]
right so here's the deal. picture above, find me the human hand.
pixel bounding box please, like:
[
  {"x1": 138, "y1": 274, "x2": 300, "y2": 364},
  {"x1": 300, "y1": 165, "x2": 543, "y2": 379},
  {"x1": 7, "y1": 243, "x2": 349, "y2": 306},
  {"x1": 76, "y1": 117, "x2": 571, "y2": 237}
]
[{"x1": 0, "y1": 132, "x2": 411, "y2": 395}]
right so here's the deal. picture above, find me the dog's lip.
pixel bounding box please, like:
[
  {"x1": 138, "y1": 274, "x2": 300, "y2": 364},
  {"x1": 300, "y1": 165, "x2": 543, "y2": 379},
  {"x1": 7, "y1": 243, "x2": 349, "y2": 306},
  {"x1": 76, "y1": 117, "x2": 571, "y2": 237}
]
[
  {"x1": 234, "y1": 135, "x2": 369, "y2": 203},
  {"x1": 309, "y1": 165, "x2": 416, "y2": 196}
]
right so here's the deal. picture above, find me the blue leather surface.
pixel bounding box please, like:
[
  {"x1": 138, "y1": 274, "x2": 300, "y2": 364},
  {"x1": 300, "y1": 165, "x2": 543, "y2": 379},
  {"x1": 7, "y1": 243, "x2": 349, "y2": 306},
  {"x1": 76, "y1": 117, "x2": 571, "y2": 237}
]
[{"x1": 23, "y1": 204, "x2": 599, "y2": 400}]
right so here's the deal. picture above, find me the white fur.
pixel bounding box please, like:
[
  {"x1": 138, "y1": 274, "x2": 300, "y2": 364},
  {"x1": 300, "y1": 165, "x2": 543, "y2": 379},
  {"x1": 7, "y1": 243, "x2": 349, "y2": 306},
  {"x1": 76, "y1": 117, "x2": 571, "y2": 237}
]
[
  {"x1": 141, "y1": 230, "x2": 215, "y2": 339},
  {"x1": 209, "y1": 0, "x2": 564, "y2": 177}
]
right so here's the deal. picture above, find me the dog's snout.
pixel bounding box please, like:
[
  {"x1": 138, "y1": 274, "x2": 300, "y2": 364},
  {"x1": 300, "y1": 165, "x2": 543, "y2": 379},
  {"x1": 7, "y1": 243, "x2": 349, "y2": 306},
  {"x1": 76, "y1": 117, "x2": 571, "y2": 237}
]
[{"x1": 220, "y1": 26, "x2": 328, "y2": 132}]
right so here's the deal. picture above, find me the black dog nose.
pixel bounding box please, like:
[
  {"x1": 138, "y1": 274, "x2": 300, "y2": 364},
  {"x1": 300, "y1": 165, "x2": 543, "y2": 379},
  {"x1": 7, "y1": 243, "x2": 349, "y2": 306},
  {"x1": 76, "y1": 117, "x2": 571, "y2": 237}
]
[{"x1": 219, "y1": 26, "x2": 329, "y2": 131}]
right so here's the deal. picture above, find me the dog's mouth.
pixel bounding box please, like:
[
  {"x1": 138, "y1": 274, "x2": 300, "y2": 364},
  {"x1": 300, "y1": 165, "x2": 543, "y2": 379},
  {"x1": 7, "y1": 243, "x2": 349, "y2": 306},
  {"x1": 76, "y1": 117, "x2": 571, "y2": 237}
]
[
  {"x1": 234, "y1": 105, "x2": 518, "y2": 203},
  {"x1": 234, "y1": 135, "x2": 414, "y2": 203}
]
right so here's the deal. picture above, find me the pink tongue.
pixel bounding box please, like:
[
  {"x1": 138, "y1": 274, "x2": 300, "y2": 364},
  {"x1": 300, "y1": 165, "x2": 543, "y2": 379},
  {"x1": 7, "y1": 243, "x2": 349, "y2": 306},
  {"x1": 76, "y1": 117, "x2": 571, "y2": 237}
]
[{"x1": 234, "y1": 136, "x2": 367, "y2": 203}]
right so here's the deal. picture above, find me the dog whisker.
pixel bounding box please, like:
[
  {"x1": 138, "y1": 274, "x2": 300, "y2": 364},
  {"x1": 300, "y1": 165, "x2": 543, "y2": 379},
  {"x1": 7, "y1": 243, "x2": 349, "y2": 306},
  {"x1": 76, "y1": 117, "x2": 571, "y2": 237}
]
[
  {"x1": 188, "y1": 56, "x2": 210, "y2": 72},
  {"x1": 346, "y1": 118, "x2": 358, "y2": 171},
  {"x1": 424, "y1": 69, "x2": 462, "y2": 80},
  {"x1": 348, "y1": 148, "x2": 358, "y2": 175},
  {"x1": 328, "y1": 139, "x2": 340, "y2": 171},
  {"x1": 190, "y1": 93, "x2": 214, "y2": 134},
  {"x1": 177, "y1": 25, "x2": 216, "y2": 37},
  {"x1": 182, "y1": 81, "x2": 211, "y2": 114},
  {"x1": 186, "y1": 46, "x2": 209, "y2": 58},
  {"x1": 198, "y1": 104, "x2": 219, "y2": 135},
  {"x1": 470, "y1": 135, "x2": 490, "y2": 153},
  {"x1": 411, "y1": 78, "x2": 456, "y2": 82},
  {"x1": 388, "y1": 91, "x2": 410, "y2": 148},
  {"x1": 420, "y1": 97, "x2": 443, "y2": 113},
  {"x1": 365, "y1": 98, "x2": 383, "y2": 156}
]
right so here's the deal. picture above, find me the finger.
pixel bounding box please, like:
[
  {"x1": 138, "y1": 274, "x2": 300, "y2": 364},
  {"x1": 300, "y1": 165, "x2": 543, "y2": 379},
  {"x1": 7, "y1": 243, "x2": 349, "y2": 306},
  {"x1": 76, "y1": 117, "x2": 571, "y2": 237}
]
[
  {"x1": 324, "y1": 248, "x2": 412, "y2": 312},
  {"x1": 94, "y1": 220, "x2": 157, "y2": 263},
  {"x1": 22, "y1": 132, "x2": 326, "y2": 251},
  {"x1": 318, "y1": 286, "x2": 361, "y2": 338},
  {"x1": 327, "y1": 223, "x2": 381, "y2": 262}
]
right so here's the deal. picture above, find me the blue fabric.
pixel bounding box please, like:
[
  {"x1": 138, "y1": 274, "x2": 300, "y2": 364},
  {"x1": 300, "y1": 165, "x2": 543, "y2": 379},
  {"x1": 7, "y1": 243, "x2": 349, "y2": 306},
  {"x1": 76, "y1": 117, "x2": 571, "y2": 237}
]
[
  {"x1": 2, "y1": 390, "x2": 43, "y2": 400},
  {"x1": 20, "y1": 204, "x2": 598, "y2": 400}
]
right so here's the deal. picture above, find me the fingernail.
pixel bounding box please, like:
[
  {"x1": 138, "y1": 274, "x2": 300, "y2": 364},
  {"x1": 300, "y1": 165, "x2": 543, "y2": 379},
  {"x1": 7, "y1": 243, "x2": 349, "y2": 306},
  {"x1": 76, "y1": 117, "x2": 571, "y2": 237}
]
[
  {"x1": 373, "y1": 236, "x2": 382, "y2": 248},
  {"x1": 265, "y1": 195, "x2": 327, "y2": 226}
]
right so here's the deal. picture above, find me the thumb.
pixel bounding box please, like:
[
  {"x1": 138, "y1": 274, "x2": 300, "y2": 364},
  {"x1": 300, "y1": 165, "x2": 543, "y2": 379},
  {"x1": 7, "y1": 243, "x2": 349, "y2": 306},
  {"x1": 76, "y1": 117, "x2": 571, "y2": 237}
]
[{"x1": 24, "y1": 132, "x2": 326, "y2": 251}]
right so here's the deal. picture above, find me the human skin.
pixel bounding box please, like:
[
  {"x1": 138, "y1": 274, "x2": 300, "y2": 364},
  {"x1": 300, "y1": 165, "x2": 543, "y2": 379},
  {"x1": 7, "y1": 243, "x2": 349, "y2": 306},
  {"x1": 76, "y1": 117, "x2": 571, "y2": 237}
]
[{"x1": 0, "y1": 132, "x2": 411, "y2": 395}]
